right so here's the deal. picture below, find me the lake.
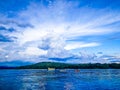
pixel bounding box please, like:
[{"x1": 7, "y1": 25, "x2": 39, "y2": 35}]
[{"x1": 0, "y1": 69, "x2": 120, "y2": 90}]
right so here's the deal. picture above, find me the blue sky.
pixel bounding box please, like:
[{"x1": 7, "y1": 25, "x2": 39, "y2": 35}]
[{"x1": 0, "y1": 0, "x2": 120, "y2": 66}]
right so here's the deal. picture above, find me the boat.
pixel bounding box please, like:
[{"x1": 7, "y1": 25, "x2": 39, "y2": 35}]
[
  {"x1": 59, "y1": 69, "x2": 66, "y2": 72},
  {"x1": 75, "y1": 69, "x2": 80, "y2": 73},
  {"x1": 48, "y1": 67, "x2": 55, "y2": 71}
]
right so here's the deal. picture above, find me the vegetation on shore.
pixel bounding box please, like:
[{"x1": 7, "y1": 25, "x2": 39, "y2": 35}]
[{"x1": 17, "y1": 62, "x2": 120, "y2": 69}]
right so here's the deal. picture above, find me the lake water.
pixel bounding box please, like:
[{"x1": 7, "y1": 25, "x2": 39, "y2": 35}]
[{"x1": 0, "y1": 69, "x2": 120, "y2": 90}]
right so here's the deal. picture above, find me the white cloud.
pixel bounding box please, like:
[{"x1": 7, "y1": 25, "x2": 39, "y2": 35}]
[
  {"x1": 0, "y1": 0, "x2": 120, "y2": 63},
  {"x1": 64, "y1": 42, "x2": 100, "y2": 50},
  {"x1": 18, "y1": 28, "x2": 49, "y2": 45},
  {"x1": 19, "y1": 47, "x2": 47, "y2": 56}
]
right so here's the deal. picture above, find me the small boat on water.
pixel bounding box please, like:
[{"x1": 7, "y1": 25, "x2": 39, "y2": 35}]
[
  {"x1": 75, "y1": 69, "x2": 80, "y2": 73},
  {"x1": 59, "y1": 69, "x2": 66, "y2": 72},
  {"x1": 48, "y1": 67, "x2": 55, "y2": 71}
]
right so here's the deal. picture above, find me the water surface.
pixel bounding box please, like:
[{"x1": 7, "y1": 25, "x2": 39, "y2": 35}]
[{"x1": 0, "y1": 69, "x2": 120, "y2": 90}]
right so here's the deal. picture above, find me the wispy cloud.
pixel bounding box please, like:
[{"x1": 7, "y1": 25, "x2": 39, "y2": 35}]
[
  {"x1": 0, "y1": 0, "x2": 120, "y2": 63},
  {"x1": 64, "y1": 42, "x2": 100, "y2": 50}
]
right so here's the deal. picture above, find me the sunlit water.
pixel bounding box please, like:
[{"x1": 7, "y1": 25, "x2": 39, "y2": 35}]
[{"x1": 0, "y1": 69, "x2": 120, "y2": 90}]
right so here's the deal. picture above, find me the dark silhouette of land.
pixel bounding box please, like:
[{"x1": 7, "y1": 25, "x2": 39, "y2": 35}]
[
  {"x1": 17, "y1": 62, "x2": 120, "y2": 69},
  {"x1": 0, "y1": 62, "x2": 120, "y2": 69}
]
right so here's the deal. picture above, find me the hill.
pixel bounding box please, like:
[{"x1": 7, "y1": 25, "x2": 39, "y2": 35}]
[
  {"x1": 0, "y1": 66, "x2": 15, "y2": 69},
  {"x1": 17, "y1": 62, "x2": 120, "y2": 69}
]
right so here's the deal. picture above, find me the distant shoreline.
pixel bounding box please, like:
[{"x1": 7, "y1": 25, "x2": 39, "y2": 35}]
[{"x1": 0, "y1": 62, "x2": 120, "y2": 69}]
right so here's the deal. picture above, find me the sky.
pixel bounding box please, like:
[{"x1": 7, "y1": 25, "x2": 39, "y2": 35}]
[{"x1": 0, "y1": 0, "x2": 120, "y2": 66}]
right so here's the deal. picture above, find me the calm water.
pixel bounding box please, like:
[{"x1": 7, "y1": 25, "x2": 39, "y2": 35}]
[{"x1": 0, "y1": 69, "x2": 120, "y2": 90}]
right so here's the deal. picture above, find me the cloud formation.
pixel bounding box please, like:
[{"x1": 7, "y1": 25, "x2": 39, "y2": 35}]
[{"x1": 0, "y1": 0, "x2": 120, "y2": 64}]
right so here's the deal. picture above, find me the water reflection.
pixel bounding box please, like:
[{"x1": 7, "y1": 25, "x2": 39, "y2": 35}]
[
  {"x1": 64, "y1": 82, "x2": 74, "y2": 90},
  {"x1": 0, "y1": 69, "x2": 120, "y2": 90}
]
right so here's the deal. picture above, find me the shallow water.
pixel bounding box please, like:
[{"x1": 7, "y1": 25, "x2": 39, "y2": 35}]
[{"x1": 0, "y1": 69, "x2": 120, "y2": 90}]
